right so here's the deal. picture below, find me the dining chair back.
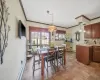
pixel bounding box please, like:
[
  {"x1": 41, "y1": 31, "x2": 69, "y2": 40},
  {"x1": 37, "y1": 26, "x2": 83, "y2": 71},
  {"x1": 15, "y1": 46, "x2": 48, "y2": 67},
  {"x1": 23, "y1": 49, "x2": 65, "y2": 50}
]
[
  {"x1": 32, "y1": 48, "x2": 41, "y2": 76},
  {"x1": 45, "y1": 47, "x2": 56, "y2": 73},
  {"x1": 57, "y1": 46, "x2": 65, "y2": 66}
]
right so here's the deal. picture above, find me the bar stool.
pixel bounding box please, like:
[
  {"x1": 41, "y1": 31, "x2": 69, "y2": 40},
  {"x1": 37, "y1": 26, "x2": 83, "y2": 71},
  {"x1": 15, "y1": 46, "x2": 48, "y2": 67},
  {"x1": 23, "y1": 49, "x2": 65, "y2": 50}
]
[
  {"x1": 56, "y1": 46, "x2": 65, "y2": 67},
  {"x1": 44, "y1": 48, "x2": 56, "y2": 73},
  {"x1": 32, "y1": 49, "x2": 41, "y2": 76}
]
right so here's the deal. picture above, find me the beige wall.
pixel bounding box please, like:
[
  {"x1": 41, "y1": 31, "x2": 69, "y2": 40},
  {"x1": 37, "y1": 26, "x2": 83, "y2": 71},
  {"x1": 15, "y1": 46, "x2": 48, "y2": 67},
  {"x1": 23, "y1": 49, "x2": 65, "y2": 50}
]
[
  {"x1": 26, "y1": 21, "x2": 67, "y2": 46},
  {"x1": 1, "y1": 0, "x2": 100, "y2": 79},
  {"x1": 67, "y1": 18, "x2": 100, "y2": 51},
  {"x1": 0, "y1": 0, "x2": 26, "y2": 80}
]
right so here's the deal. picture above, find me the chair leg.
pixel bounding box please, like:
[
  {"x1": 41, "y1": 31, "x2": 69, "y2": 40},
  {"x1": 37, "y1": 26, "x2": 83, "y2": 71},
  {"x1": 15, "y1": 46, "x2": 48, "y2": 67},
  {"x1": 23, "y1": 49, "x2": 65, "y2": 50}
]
[
  {"x1": 47, "y1": 61, "x2": 48, "y2": 73},
  {"x1": 38, "y1": 54, "x2": 41, "y2": 64},
  {"x1": 52, "y1": 60, "x2": 56, "y2": 73},
  {"x1": 33, "y1": 65, "x2": 35, "y2": 76},
  {"x1": 54, "y1": 60, "x2": 56, "y2": 72},
  {"x1": 62, "y1": 56, "x2": 63, "y2": 65},
  {"x1": 33, "y1": 56, "x2": 35, "y2": 76},
  {"x1": 60, "y1": 58, "x2": 62, "y2": 65},
  {"x1": 56, "y1": 54, "x2": 58, "y2": 69},
  {"x1": 50, "y1": 61, "x2": 54, "y2": 74}
]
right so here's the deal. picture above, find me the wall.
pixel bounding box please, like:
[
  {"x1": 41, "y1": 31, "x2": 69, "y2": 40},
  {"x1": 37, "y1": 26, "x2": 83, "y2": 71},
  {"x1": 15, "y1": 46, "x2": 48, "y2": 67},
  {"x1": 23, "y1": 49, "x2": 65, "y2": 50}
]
[
  {"x1": 68, "y1": 18, "x2": 100, "y2": 51},
  {"x1": 0, "y1": 0, "x2": 26, "y2": 80},
  {"x1": 71, "y1": 24, "x2": 85, "y2": 51},
  {"x1": 26, "y1": 21, "x2": 67, "y2": 46}
]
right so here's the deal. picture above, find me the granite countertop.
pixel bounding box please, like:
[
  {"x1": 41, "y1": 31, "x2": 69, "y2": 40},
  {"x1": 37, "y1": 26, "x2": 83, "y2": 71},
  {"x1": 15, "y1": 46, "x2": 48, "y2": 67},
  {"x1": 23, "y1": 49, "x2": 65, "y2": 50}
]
[{"x1": 77, "y1": 44, "x2": 92, "y2": 46}]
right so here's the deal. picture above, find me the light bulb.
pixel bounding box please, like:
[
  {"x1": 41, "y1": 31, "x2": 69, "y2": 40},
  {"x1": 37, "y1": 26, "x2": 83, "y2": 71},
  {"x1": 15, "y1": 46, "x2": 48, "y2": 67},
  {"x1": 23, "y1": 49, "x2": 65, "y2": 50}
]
[
  {"x1": 84, "y1": 30, "x2": 86, "y2": 32},
  {"x1": 79, "y1": 29, "x2": 82, "y2": 32}
]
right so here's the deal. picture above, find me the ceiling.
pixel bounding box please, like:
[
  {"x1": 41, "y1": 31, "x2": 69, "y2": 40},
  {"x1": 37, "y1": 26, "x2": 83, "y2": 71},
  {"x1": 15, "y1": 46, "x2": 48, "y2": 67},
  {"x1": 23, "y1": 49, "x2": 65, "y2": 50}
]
[{"x1": 21, "y1": 0, "x2": 100, "y2": 27}]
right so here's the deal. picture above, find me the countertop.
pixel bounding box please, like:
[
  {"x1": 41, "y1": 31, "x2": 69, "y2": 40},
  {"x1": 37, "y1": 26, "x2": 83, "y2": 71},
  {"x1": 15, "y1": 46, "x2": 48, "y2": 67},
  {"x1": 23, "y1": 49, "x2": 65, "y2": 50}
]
[{"x1": 77, "y1": 44, "x2": 100, "y2": 47}]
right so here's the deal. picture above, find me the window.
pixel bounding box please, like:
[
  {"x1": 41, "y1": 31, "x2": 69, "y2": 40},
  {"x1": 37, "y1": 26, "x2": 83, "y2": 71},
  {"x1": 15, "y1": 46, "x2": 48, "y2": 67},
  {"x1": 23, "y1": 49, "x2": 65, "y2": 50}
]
[
  {"x1": 41, "y1": 32, "x2": 50, "y2": 45},
  {"x1": 55, "y1": 30, "x2": 66, "y2": 40},
  {"x1": 29, "y1": 27, "x2": 50, "y2": 51},
  {"x1": 55, "y1": 33, "x2": 59, "y2": 40}
]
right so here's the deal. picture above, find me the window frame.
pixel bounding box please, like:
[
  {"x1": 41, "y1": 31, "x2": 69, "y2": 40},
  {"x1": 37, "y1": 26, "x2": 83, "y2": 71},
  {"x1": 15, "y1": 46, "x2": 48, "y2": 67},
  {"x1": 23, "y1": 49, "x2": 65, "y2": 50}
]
[{"x1": 55, "y1": 30, "x2": 66, "y2": 41}]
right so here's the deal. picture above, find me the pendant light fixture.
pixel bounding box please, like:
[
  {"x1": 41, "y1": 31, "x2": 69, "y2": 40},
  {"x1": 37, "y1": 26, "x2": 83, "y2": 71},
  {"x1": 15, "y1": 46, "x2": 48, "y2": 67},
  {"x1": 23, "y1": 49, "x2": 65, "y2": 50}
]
[{"x1": 47, "y1": 10, "x2": 57, "y2": 32}]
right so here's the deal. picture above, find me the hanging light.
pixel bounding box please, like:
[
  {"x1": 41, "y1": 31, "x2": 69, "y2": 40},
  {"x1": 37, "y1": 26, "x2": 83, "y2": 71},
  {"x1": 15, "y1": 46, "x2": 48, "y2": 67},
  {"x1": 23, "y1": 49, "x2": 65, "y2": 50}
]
[
  {"x1": 47, "y1": 10, "x2": 57, "y2": 32},
  {"x1": 48, "y1": 25, "x2": 57, "y2": 32}
]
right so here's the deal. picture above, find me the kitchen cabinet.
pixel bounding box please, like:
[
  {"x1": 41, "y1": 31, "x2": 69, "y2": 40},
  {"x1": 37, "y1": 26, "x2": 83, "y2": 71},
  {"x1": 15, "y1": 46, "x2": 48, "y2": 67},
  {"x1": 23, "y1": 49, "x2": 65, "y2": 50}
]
[
  {"x1": 84, "y1": 22, "x2": 100, "y2": 38},
  {"x1": 76, "y1": 45, "x2": 93, "y2": 65},
  {"x1": 93, "y1": 46, "x2": 100, "y2": 62},
  {"x1": 84, "y1": 25, "x2": 92, "y2": 38},
  {"x1": 92, "y1": 23, "x2": 100, "y2": 38}
]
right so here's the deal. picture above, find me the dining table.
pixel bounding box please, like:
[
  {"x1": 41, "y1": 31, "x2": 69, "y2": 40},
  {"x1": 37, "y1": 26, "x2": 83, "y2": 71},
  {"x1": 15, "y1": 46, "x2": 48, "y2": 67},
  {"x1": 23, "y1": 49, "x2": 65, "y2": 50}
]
[{"x1": 37, "y1": 47, "x2": 66, "y2": 80}]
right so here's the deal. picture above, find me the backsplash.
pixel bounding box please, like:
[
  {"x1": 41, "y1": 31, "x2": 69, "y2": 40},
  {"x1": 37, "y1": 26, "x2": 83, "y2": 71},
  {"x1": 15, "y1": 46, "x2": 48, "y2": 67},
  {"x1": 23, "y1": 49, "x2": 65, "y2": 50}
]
[{"x1": 84, "y1": 39, "x2": 100, "y2": 45}]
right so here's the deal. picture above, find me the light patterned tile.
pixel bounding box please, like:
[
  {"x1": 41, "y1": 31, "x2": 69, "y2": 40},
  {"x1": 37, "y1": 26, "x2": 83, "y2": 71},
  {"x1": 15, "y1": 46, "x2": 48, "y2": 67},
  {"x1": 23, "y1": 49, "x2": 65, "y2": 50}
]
[{"x1": 22, "y1": 52, "x2": 100, "y2": 80}]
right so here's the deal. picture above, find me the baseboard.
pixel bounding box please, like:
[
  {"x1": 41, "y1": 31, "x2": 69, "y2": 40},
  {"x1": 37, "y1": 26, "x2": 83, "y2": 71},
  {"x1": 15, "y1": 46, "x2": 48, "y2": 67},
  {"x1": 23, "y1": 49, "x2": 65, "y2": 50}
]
[{"x1": 17, "y1": 58, "x2": 26, "y2": 80}]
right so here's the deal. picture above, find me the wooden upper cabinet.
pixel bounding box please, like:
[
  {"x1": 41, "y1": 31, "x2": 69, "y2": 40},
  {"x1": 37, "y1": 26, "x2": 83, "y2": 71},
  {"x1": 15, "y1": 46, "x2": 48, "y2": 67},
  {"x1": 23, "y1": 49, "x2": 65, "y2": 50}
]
[
  {"x1": 84, "y1": 25, "x2": 92, "y2": 38},
  {"x1": 84, "y1": 22, "x2": 100, "y2": 38},
  {"x1": 92, "y1": 23, "x2": 100, "y2": 38}
]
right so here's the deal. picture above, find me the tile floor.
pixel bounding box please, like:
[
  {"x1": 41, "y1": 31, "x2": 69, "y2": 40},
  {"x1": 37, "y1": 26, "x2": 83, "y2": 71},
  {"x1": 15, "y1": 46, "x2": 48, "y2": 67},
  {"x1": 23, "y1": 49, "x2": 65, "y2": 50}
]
[{"x1": 22, "y1": 52, "x2": 100, "y2": 80}]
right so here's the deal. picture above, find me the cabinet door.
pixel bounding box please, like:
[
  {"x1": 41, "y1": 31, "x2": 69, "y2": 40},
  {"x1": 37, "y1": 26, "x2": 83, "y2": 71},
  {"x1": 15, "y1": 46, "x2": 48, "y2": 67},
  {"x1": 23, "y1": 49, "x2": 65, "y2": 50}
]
[
  {"x1": 93, "y1": 46, "x2": 100, "y2": 62},
  {"x1": 92, "y1": 23, "x2": 100, "y2": 38},
  {"x1": 84, "y1": 25, "x2": 92, "y2": 38},
  {"x1": 76, "y1": 45, "x2": 91, "y2": 65}
]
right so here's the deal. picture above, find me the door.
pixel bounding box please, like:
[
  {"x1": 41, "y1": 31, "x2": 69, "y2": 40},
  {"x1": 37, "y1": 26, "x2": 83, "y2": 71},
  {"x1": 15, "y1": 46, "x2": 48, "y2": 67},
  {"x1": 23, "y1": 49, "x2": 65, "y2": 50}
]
[
  {"x1": 31, "y1": 32, "x2": 41, "y2": 51},
  {"x1": 31, "y1": 31, "x2": 50, "y2": 51},
  {"x1": 41, "y1": 32, "x2": 50, "y2": 47}
]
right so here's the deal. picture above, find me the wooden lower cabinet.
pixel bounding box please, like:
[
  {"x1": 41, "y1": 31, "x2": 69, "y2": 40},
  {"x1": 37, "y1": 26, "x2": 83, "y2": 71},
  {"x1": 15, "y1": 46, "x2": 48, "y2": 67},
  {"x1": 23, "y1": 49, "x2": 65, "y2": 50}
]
[
  {"x1": 76, "y1": 45, "x2": 93, "y2": 65},
  {"x1": 93, "y1": 46, "x2": 100, "y2": 62}
]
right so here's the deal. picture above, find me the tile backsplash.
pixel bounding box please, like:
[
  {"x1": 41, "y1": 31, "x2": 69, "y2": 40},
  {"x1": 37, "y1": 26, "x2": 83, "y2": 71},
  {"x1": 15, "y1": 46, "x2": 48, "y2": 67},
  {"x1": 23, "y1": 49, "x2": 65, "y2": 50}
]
[{"x1": 84, "y1": 39, "x2": 100, "y2": 45}]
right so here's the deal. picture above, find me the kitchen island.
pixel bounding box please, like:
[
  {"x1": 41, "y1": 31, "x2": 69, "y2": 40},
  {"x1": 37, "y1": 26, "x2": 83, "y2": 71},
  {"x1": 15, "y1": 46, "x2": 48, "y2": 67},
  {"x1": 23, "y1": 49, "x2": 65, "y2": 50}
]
[{"x1": 76, "y1": 45, "x2": 93, "y2": 65}]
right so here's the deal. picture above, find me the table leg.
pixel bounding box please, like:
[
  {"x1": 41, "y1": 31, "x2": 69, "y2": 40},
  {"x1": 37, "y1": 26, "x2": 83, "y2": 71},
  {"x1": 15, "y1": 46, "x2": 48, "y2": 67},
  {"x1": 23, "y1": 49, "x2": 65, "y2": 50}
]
[
  {"x1": 64, "y1": 49, "x2": 66, "y2": 65},
  {"x1": 41, "y1": 55, "x2": 44, "y2": 80}
]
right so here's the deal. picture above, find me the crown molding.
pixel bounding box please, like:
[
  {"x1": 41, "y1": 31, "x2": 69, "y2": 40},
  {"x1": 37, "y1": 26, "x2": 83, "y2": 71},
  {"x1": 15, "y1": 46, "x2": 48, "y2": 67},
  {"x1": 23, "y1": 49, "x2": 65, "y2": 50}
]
[
  {"x1": 27, "y1": 20, "x2": 50, "y2": 25},
  {"x1": 66, "y1": 24, "x2": 79, "y2": 29},
  {"x1": 75, "y1": 15, "x2": 91, "y2": 21},
  {"x1": 75, "y1": 15, "x2": 100, "y2": 21},
  {"x1": 19, "y1": 0, "x2": 100, "y2": 29},
  {"x1": 27, "y1": 20, "x2": 68, "y2": 29},
  {"x1": 91, "y1": 16, "x2": 100, "y2": 20},
  {"x1": 69, "y1": 16, "x2": 100, "y2": 29},
  {"x1": 19, "y1": 0, "x2": 27, "y2": 20}
]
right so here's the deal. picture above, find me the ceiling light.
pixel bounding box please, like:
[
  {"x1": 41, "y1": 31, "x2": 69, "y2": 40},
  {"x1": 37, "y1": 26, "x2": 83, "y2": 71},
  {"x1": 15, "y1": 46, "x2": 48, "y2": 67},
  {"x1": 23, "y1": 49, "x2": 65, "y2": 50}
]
[{"x1": 47, "y1": 10, "x2": 57, "y2": 32}]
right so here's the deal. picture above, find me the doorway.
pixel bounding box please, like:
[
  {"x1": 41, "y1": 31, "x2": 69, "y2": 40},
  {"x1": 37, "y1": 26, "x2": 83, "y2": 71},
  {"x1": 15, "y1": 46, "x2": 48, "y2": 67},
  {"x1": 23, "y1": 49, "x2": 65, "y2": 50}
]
[{"x1": 30, "y1": 31, "x2": 50, "y2": 51}]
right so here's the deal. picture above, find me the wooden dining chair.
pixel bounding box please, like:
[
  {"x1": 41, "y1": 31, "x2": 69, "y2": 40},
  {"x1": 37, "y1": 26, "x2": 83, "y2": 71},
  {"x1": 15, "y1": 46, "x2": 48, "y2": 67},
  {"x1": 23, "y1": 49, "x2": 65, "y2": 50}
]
[
  {"x1": 32, "y1": 48, "x2": 41, "y2": 76},
  {"x1": 56, "y1": 46, "x2": 65, "y2": 66},
  {"x1": 44, "y1": 48, "x2": 56, "y2": 73}
]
